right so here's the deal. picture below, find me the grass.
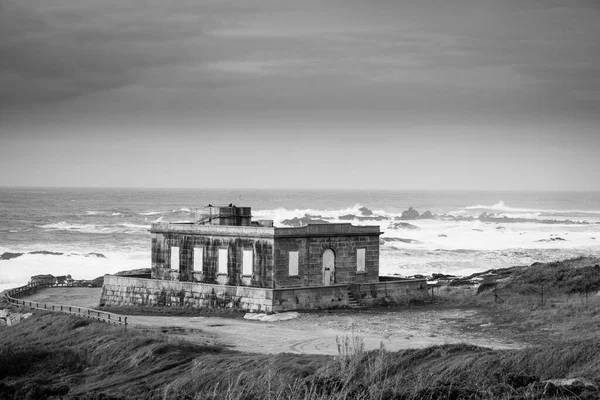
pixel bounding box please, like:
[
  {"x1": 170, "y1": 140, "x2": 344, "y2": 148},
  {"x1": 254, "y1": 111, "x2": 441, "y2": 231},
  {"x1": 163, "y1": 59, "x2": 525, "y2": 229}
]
[
  {"x1": 2, "y1": 305, "x2": 599, "y2": 399},
  {"x1": 2, "y1": 256, "x2": 600, "y2": 399}
]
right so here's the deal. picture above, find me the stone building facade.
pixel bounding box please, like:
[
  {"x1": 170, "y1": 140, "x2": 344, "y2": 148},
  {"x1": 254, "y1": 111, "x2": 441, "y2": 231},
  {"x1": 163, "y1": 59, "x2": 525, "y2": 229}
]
[
  {"x1": 151, "y1": 214, "x2": 381, "y2": 289},
  {"x1": 101, "y1": 205, "x2": 428, "y2": 311}
]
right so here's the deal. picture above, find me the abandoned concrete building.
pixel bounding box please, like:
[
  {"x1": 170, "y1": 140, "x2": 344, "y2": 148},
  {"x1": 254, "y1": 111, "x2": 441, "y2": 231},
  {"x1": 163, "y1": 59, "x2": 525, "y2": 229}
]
[{"x1": 101, "y1": 205, "x2": 427, "y2": 312}]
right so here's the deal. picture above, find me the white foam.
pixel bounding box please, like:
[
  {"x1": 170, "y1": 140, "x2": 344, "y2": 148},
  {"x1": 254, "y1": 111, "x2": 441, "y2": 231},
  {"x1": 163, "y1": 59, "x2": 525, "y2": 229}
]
[
  {"x1": 464, "y1": 200, "x2": 600, "y2": 216},
  {"x1": 38, "y1": 221, "x2": 150, "y2": 235},
  {"x1": 0, "y1": 250, "x2": 149, "y2": 291}
]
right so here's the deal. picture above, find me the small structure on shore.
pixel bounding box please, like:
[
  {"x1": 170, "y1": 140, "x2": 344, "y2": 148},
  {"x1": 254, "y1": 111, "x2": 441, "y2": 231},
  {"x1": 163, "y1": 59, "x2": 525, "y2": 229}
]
[{"x1": 101, "y1": 205, "x2": 427, "y2": 312}]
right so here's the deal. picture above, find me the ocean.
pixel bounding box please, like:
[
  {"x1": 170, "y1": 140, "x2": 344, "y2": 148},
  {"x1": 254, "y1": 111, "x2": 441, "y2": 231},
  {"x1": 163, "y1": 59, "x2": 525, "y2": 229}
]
[{"x1": 1, "y1": 187, "x2": 599, "y2": 291}]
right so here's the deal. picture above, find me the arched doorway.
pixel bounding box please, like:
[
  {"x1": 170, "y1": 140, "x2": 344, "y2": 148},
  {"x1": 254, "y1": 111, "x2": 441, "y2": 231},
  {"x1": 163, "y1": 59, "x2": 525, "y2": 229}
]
[{"x1": 322, "y1": 249, "x2": 335, "y2": 285}]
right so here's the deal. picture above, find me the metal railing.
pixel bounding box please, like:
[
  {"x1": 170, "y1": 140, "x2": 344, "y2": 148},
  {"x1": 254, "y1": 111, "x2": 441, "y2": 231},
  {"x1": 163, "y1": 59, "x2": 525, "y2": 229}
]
[{"x1": 3, "y1": 281, "x2": 127, "y2": 326}]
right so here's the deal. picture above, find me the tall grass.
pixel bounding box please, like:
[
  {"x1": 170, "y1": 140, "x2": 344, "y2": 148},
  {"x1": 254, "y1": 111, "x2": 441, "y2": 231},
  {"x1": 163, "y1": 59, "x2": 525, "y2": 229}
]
[{"x1": 3, "y1": 256, "x2": 600, "y2": 400}]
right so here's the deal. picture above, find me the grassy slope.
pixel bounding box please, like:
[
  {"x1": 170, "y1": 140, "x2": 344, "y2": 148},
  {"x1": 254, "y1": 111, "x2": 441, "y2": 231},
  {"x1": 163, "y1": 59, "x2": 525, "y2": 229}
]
[{"x1": 1, "y1": 257, "x2": 600, "y2": 399}]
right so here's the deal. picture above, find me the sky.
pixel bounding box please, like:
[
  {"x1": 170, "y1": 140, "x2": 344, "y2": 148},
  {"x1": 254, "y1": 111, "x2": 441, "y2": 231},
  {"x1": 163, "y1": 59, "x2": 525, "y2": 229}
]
[{"x1": 1, "y1": 0, "x2": 599, "y2": 191}]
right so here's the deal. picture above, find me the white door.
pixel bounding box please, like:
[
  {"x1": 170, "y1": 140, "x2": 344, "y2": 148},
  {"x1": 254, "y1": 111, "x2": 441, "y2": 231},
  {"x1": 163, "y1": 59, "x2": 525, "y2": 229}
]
[{"x1": 322, "y1": 249, "x2": 335, "y2": 285}]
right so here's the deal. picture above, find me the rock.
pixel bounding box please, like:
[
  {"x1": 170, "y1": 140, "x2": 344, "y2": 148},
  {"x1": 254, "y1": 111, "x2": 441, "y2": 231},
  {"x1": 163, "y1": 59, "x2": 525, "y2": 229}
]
[
  {"x1": 381, "y1": 237, "x2": 423, "y2": 244},
  {"x1": 358, "y1": 206, "x2": 374, "y2": 216},
  {"x1": 340, "y1": 214, "x2": 389, "y2": 221},
  {"x1": 399, "y1": 207, "x2": 420, "y2": 220},
  {"x1": 387, "y1": 222, "x2": 420, "y2": 230},
  {"x1": 431, "y1": 273, "x2": 458, "y2": 280},
  {"x1": 281, "y1": 216, "x2": 330, "y2": 227},
  {"x1": 438, "y1": 234, "x2": 447, "y2": 237},
  {"x1": 418, "y1": 211, "x2": 434, "y2": 219},
  {"x1": 0, "y1": 252, "x2": 23, "y2": 260},
  {"x1": 535, "y1": 237, "x2": 567, "y2": 242},
  {"x1": 28, "y1": 250, "x2": 63, "y2": 256},
  {"x1": 6, "y1": 312, "x2": 32, "y2": 326},
  {"x1": 472, "y1": 229, "x2": 483, "y2": 232},
  {"x1": 85, "y1": 252, "x2": 106, "y2": 258}
]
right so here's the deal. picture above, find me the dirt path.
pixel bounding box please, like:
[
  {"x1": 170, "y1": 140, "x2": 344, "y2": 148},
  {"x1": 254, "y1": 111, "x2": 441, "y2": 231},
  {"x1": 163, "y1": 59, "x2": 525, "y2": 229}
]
[{"x1": 18, "y1": 288, "x2": 523, "y2": 355}]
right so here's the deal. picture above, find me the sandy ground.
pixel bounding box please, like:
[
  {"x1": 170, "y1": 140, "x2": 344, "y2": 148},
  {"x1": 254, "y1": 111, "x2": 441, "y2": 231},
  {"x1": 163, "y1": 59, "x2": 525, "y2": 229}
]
[{"x1": 18, "y1": 287, "x2": 524, "y2": 355}]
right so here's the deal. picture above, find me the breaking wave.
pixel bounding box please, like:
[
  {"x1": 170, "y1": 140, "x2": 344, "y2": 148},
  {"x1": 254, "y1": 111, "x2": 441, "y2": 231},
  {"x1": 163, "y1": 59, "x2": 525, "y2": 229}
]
[
  {"x1": 464, "y1": 201, "x2": 600, "y2": 217},
  {"x1": 38, "y1": 222, "x2": 150, "y2": 235}
]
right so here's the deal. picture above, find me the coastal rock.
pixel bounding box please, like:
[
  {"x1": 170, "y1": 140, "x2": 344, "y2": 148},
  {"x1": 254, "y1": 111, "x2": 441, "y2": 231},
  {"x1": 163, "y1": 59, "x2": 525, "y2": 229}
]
[
  {"x1": 398, "y1": 207, "x2": 420, "y2": 220},
  {"x1": 358, "y1": 206, "x2": 374, "y2": 216},
  {"x1": 3, "y1": 311, "x2": 33, "y2": 327},
  {"x1": 418, "y1": 210, "x2": 434, "y2": 219},
  {"x1": 340, "y1": 214, "x2": 389, "y2": 221},
  {"x1": 281, "y1": 215, "x2": 330, "y2": 227},
  {"x1": 29, "y1": 250, "x2": 64, "y2": 256},
  {"x1": 387, "y1": 222, "x2": 420, "y2": 230},
  {"x1": 85, "y1": 252, "x2": 107, "y2": 258},
  {"x1": 535, "y1": 237, "x2": 566, "y2": 242},
  {"x1": 381, "y1": 237, "x2": 423, "y2": 244},
  {"x1": 431, "y1": 273, "x2": 458, "y2": 280},
  {"x1": 0, "y1": 252, "x2": 23, "y2": 260}
]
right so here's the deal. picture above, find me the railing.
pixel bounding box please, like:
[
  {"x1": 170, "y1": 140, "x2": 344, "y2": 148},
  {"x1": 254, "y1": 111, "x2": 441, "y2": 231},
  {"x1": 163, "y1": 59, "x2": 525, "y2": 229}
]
[{"x1": 3, "y1": 281, "x2": 127, "y2": 326}]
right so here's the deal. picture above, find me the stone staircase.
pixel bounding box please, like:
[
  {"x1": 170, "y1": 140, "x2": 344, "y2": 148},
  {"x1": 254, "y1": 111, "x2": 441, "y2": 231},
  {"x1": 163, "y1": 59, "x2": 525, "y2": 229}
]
[{"x1": 347, "y1": 290, "x2": 361, "y2": 308}]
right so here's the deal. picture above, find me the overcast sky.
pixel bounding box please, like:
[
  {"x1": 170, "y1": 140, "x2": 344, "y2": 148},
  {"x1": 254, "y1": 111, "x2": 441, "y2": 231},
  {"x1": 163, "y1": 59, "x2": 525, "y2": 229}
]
[{"x1": 1, "y1": 0, "x2": 599, "y2": 190}]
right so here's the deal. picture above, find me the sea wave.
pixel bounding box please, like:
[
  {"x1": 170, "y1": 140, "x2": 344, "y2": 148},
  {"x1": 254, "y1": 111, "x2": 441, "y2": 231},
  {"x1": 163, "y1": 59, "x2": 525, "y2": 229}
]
[
  {"x1": 464, "y1": 200, "x2": 600, "y2": 216},
  {"x1": 38, "y1": 221, "x2": 150, "y2": 235},
  {"x1": 0, "y1": 248, "x2": 148, "y2": 291},
  {"x1": 139, "y1": 211, "x2": 164, "y2": 216}
]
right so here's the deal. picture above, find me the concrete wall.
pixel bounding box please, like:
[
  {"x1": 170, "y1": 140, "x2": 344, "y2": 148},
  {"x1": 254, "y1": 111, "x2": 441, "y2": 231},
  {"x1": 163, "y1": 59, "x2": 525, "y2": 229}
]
[
  {"x1": 101, "y1": 275, "x2": 274, "y2": 312},
  {"x1": 151, "y1": 224, "x2": 275, "y2": 288},
  {"x1": 350, "y1": 279, "x2": 428, "y2": 306}
]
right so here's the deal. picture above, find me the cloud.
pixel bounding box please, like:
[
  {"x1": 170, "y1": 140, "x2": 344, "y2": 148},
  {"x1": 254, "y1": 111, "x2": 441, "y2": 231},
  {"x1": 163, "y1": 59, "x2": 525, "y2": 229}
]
[{"x1": 1, "y1": 0, "x2": 599, "y2": 126}]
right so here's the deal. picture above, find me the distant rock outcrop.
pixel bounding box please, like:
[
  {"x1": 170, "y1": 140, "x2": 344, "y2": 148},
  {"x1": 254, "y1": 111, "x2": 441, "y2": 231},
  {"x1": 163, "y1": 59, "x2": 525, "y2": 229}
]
[
  {"x1": 281, "y1": 215, "x2": 330, "y2": 227},
  {"x1": 339, "y1": 214, "x2": 389, "y2": 221},
  {"x1": 381, "y1": 237, "x2": 423, "y2": 244},
  {"x1": 396, "y1": 208, "x2": 435, "y2": 220},
  {"x1": 398, "y1": 207, "x2": 420, "y2": 220},
  {"x1": 535, "y1": 237, "x2": 566, "y2": 242},
  {"x1": 387, "y1": 222, "x2": 420, "y2": 230},
  {"x1": 358, "y1": 206, "x2": 374, "y2": 216},
  {"x1": 0, "y1": 252, "x2": 23, "y2": 260},
  {"x1": 418, "y1": 210, "x2": 434, "y2": 219}
]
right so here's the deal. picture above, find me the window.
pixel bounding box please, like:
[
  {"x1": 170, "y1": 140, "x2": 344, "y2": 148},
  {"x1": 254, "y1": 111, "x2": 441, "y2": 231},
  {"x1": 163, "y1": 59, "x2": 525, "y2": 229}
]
[
  {"x1": 356, "y1": 248, "x2": 366, "y2": 272},
  {"x1": 242, "y1": 250, "x2": 253, "y2": 276},
  {"x1": 170, "y1": 246, "x2": 180, "y2": 271},
  {"x1": 193, "y1": 247, "x2": 203, "y2": 271},
  {"x1": 218, "y1": 248, "x2": 228, "y2": 274},
  {"x1": 289, "y1": 251, "x2": 299, "y2": 276}
]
